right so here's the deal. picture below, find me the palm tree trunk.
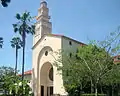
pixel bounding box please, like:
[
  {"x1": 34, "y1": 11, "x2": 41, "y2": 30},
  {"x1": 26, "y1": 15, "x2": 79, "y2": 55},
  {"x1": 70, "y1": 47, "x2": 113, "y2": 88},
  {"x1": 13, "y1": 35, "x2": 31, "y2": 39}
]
[
  {"x1": 22, "y1": 36, "x2": 25, "y2": 81},
  {"x1": 21, "y1": 34, "x2": 25, "y2": 95},
  {"x1": 15, "y1": 46, "x2": 18, "y2": 76}
]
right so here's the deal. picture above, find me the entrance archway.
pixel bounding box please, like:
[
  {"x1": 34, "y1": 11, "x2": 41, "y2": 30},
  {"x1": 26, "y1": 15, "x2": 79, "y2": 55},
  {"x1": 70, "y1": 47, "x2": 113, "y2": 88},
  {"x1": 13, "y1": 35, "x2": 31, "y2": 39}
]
[{"x1": 40, "y1": 62, "x2": 53, "y2": 96}]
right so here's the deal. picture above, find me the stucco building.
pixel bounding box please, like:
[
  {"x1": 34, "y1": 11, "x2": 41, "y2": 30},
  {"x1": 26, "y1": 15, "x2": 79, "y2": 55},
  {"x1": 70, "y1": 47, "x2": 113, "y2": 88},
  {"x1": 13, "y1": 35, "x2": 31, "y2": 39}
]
[
  {"x1": 21, "y1": 1, "x2": 120, "y2": 96},
  {"x1": 24, "y1": 0, "x2": 84, "y2": 96},
  {"x1": 18, "y1": 1, "x2": 120, "y2": 96}
]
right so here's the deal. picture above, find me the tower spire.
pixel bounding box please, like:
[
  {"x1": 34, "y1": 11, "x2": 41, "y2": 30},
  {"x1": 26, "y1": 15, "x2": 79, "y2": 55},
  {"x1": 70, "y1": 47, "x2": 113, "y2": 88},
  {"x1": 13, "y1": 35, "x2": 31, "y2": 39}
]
[
  {"x1": 33, "y1": 0, "x2": 52, "y2": 45},
  {"x1": 40, "y1": 0, "x2": 47, "y2": 7},
  {"x1": 36, "y1": 0, "x2": 48, "y2": 21}
]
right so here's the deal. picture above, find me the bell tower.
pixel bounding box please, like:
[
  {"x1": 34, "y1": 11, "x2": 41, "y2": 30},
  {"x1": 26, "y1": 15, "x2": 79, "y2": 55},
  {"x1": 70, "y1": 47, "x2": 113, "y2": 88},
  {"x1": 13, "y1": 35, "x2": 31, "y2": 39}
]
[{"x1": 33, "y1": 0, "x2": 52, "y2": 45}]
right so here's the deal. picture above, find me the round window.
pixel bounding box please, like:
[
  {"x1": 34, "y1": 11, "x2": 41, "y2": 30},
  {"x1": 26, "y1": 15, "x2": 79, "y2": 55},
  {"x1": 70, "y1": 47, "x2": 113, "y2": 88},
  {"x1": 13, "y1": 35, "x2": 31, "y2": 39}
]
[
  {"x1": 49, "y1": 67, "x2": 53, "y2": 81},
  {"x1": 45, "y1": 51, "x2": 48, "y2": 56}
]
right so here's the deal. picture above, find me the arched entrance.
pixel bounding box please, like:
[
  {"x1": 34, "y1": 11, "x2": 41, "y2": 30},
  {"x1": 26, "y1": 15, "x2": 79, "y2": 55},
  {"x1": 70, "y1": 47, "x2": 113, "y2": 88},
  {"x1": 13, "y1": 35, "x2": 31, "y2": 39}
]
[
  {"x1": 36, "y1": 46, "x2": 53, "y2": 96},
  {"x1": 40, "y1": 62, "x2": 53, "y2": 96}
]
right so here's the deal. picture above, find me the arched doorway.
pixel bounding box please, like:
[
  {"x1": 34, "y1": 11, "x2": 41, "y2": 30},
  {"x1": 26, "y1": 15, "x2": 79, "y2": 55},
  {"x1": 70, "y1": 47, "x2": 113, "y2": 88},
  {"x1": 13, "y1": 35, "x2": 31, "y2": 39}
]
[
  {"x1": 40, "y1": 62, "x2": 53, "y2": 96},
  {"x1": 36, "y1": 46, "x2": 53, "y2": 96}
]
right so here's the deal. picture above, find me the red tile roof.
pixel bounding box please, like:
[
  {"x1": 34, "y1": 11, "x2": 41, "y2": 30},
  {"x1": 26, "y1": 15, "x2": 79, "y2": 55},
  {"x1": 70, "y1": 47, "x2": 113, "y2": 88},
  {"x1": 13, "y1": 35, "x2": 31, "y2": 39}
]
[
  {"x1": 113, "y1": 55, "x2": 120, "y2": 64},
  {"x1": 114, "y1": 55, "x2": 120, "y2": 58},
  {"x1": 18, "y1": 70, "x2": 32, "y2": 76}
]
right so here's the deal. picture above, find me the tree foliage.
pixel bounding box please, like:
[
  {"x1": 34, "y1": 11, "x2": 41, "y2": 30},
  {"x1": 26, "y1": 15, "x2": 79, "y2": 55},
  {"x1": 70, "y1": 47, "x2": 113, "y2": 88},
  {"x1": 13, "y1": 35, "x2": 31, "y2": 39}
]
[
  {"x1": 0, "y1": 37, "x2": 3, "y2": 48},
  {"x1": 1, "y1": 0, "x2": 11, "y2": 7},
  {"x1": 54, "y1": 39, "x2": 120, "y2": 96},
  {"x1": 0, "y1": 66, "x2": 14, "y2": 78},
  {"x1": 13, "y1": 12, "x2": 35, "y2": 37},
  {"x1": 10, "y1": 37, "x2": 23, "y2": 49},
  {"x1": 0, "y1": 66, "x2": 15, "y2": 94},
  {"x1": 0, "y1": 66, "x2": 32, "y2": 96},
  {"x1": 8, "y1": 79, "x2": 32, "y2": 96}
]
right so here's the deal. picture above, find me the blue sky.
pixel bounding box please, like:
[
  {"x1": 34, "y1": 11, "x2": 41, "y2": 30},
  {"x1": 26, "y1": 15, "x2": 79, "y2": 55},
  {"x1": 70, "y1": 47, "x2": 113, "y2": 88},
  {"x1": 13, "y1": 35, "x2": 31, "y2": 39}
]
[{"x1": 0, "y1": 0, "x2": 120, "y2": 72}]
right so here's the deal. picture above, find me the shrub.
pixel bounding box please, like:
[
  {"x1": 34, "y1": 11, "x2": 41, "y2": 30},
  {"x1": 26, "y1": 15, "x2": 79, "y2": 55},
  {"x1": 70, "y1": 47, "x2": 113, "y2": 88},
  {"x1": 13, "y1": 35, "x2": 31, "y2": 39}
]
[{"x1": 81, "y1": 94, "x2": 106, "y2": 96}]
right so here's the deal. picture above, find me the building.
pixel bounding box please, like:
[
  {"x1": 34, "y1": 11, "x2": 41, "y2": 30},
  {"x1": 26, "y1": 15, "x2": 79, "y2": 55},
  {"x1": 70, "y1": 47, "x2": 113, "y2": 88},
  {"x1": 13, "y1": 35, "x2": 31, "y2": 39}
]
[
  {"x1": 114, "y1": 54, "x2": 120, "y2": 64},
  {"x1": 19, "y1": 0, "x2": 85, "y2": 96},
  {"x1": 23, "y1": 1, "x2": 120, "y2": 96},
  {"x1": 18, "y1": 0, "x2": 85, "y2": 94}
]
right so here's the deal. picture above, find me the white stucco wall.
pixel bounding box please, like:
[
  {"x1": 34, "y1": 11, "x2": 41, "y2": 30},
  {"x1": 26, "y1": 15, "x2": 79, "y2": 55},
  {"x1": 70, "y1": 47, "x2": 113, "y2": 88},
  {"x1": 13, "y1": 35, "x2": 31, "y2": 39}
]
[
  {"x1": 24, "y1": 74, "x2": 32, "y2": 88},
  {"x1": 62, "y1": 37, "x2": 81, "y2": 55},
  {"x1": 32, "y1": 35, "x2": 83, "y2": 96},
  {"x1": 32, "y1": 35, "x2": 67, "y2": 96}
]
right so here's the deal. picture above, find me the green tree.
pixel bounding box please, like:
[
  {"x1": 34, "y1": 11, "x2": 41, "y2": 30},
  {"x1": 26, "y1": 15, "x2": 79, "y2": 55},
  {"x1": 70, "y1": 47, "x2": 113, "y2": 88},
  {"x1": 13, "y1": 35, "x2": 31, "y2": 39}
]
[
  {"x1": 1, "y1": 0, "x2": 11, "y2": 7},
  {"x1": 54, "y1": 44, "x2": 120, "y2": 96},
  {"x1": 0, "y1": 66, "x2": 32, "y2": 96},
  {"x1": 9, "y1": 79, "x2": 32, "y2": 96},
  {"x1": 53, "y1": 50, "x2": 88, "y2": 96},
  {"x1": 76, "y1": 44, "x2": 114, "y2": 95},
  {"x1": 0, "y1": 66, "x2": 15, "y2": 94},
  {"x1": 0, "y1": 37, "x2": 3, "y2": 48},
  {"x1": 0, "y1": 66, "x2": 14, "y2": 78},
  {"x1": 101, "y1": 63, "x2": 120, "y2": 96},
  {"x1": 13, "y1": 12, "x2": 35, "y2": 81},
  {"x1": 54, "y1": 27, "x2": 120, "y2": 96},
  {"x1": 10, "y1": 37, "x2": 22, "y2": 76}
]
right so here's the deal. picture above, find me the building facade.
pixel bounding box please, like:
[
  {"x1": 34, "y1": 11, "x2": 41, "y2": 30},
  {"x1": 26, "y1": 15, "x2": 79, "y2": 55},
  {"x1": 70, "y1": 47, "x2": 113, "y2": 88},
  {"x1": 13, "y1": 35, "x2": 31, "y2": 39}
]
[{"x1": 32, "y1": 1, "x2": 84, "y2": 96}]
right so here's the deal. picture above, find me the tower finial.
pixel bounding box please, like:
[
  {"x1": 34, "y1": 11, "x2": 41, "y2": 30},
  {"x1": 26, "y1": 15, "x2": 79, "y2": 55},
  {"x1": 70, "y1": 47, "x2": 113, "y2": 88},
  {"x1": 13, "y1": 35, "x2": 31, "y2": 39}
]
[
  {"x1": 41, "y1": 0, "x2": 47, "y2": 3},
  {"x1": 40, "y1": 0, "x2": 47, "y2": 6},
  {"x1": 41, "y1": 0, "x2": 45, "y2": 2}
]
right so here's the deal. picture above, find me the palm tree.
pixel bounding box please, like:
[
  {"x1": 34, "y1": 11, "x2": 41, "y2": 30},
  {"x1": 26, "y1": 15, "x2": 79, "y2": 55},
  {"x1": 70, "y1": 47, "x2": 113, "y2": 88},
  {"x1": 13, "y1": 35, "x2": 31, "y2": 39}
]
[
  {"x1": 10, "y1": 37, "x2": 22, "y2": 76},
  {"x1": 13, "y1": 12, "x2": 35, "y2": 81},
  {"x1": 0, "y1": 37, "x2": 3, "y2": 48}
]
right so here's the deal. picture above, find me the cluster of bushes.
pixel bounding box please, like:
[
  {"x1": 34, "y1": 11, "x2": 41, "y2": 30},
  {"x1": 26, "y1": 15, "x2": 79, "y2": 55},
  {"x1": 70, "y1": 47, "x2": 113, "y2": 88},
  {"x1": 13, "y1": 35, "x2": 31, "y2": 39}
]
[{"x1": 81, "y1": 94, "x2": 106, "y2": 96}]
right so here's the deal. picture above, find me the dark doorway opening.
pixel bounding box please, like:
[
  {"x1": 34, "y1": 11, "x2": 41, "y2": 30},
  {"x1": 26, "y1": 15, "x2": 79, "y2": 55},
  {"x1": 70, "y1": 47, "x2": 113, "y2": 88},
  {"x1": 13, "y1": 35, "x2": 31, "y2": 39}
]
[
  {"x1": 50, "y1": 86, "x2": 53, "y2": 95},
  {"x1": 41, "y1": 86, "x2": 44, "y2": 96}
]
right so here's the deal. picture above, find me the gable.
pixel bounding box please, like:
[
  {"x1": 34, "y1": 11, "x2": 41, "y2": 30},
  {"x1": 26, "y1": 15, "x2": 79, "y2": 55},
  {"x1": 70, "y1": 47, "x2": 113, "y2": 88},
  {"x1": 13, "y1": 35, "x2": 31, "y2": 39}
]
[{"x1": 32, "y1": 34, "x2": 62, "y2": 50}]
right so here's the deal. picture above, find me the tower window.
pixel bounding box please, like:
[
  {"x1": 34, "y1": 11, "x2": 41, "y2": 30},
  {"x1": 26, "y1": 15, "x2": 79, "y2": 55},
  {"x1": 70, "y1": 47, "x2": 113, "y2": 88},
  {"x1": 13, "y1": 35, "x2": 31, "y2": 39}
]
[
  {"x1": 45, "y1": 51, "x2": 48, "y2": 56},
  {"x1": 69, "y1": 41, "x2": 72, "y2": 45}
]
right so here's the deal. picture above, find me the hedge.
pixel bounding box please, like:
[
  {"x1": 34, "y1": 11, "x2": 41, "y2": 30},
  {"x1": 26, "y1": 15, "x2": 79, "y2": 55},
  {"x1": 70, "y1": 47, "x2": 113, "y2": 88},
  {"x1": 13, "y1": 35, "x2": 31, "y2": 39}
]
[{"x1": 81, "y1": 94, "x2": 106, "y2": 96}]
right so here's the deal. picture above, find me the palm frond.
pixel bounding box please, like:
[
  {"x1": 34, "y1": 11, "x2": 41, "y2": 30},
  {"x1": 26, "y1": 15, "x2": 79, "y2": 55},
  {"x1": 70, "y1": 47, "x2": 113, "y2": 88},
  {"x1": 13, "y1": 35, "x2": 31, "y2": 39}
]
[
  {"x1": 13, "y1": 11, "x2": 35, "y2": 36},
  {"x1": 11, "y1": 37, "x2": 22, "y2": 49}
]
